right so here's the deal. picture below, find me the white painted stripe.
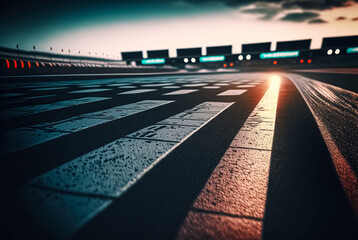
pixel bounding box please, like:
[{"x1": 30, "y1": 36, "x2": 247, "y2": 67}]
[
  {"x1": 107, "y1": 83, "x2": 130, "y2": 87},
  {"x1": 182, "y1": 83, "x2": 207, "y2": 87},
  {"x1": 118, "y1": 89, "x2": 156, "y2": 95},
  {"x1": 163, "y1": 89, "x2": 198, "y2": 95},
  {"x1": 69, "y1": 89, "x2": 112, "y2": 94},
  {"x1": 24, "y1": 101, "x2": 233, "y2": 238},
  {"x1": 177, "y1": 76, "x2": 281, "y2": 240},
  {"x1": 117, "y1": 86, "x2": 137, "y2": 89},
  {"x1": 0, "y1": 97, "x2": 110, "y2": 120},
  {"x1": 0, "y1": 100, "x2": 173, "y2": 155},
  {"x1": 163, "y1": 86, "x2": 180, "y2": 89},
  {"x1": 202, "y1": 86, "x2": 221, "y2": 89},
  {"x1": 217, "y1": 90, "x2": 247, "y2": 96},
  {"x1": 79, "y1": 85, "x2": 102, "y2": 88},
  {"x1": 141, "y1": 83, "x2": 173, "y2": 87},
  {"x1": 236, "y1": 85, "x2": 256, "y2": 88},
  {"x1": 214, "y1": 83, "x2": 230, "y2": 86},
  {"x1": 29, "y1": 101, "x2": 233, "y2": 197},
  {"x1": 24, "y1": 95, "x2": 56, "y2": 100}
]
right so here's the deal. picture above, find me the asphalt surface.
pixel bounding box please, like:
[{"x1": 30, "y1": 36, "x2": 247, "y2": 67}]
[{"x1": 0, "y1": 71, "x2": 357, "y2": 240}]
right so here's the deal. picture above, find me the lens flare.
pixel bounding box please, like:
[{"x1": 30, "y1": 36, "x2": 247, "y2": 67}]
[{"x1": 269, "y1": 75, "x2": 281, "y2": 90}]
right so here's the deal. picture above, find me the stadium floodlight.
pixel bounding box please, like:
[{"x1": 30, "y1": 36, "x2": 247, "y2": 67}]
[
  {"x1": 246, "y1": 54, "x2": 252, "y2": 60},
  {"x1": 347, "y1": 47, "x2": 358, "y2": 54},
  {"x1": 259, "y1": 51, "x2": 299, "y2": 59},
  {"x1": 327, "y1": 49, "x2": 333, "y2": 55},
  {"x1": 199, "y1": 55, "x2": 225, "y2": 62},
  {"x1": 184, "y1": 58, "x2": 189, "y2": 63},
  {"x1": 335, "y1": 49, "x2": 340, "y2": 55},
  {"x1": 141, "y1": 58, "x2": 166, "y2": 65},
  {"x1": 191, "y1": 57, "x2": 196, "y2": 63},
  {"x1": 238, "y1": 55, "x2": 244, "y2": 61}
]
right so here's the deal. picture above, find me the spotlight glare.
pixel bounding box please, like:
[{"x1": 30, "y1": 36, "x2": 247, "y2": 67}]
[{"x1": 269, "y1": 75, "x2": 281, "y2": 86}]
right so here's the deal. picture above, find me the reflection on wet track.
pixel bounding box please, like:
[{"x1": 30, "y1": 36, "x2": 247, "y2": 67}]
[
  {"x1": 287, "y1": 73, "x2": 358, "y2": 217},
  {"x1": 177, "y1": 76, "x2": 281, "y2": 240}
]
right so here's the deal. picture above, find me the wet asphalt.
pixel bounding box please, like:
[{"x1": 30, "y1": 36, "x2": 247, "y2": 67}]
[{"x1": 0, "y1": 72, "x2": 357, "y2": 240}]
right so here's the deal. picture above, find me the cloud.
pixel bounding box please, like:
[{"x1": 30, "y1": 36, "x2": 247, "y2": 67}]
[
  {"x1": 308, "y1": 18, "x2": 328, "y2": 24},
  {"x1": 186, "y1": 0, "x2": 357, "y2": 10},
  {"x1": 234, "y1": 0, "x2": 358, "y2": 22},
  {"x1": 336, "y1": 16, "x2": 346, "y2": 21},
  {"x1": 4, "y1": 0, "x2": 357, "y2": 25},
  {"x1": 280, "y1": 0, "x2": 353, "y2": 11},
  {"x1": 280, "y1": 12, "x2": 319, "y2": 22},
  {"x1": 241, "y1": 4, "x2": 281, "y2": 20}
]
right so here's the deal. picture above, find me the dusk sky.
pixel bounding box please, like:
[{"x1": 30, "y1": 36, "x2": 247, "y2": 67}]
[{"x1": 1, "y1": 0, "x2": 357, "y2": 59}]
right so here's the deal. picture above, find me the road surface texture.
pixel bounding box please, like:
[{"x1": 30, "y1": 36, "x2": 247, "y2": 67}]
[{"x1": 0, "y1": 71, "x2": 357, "y2": 240}]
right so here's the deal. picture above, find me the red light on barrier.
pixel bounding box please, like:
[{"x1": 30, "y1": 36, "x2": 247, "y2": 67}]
[
  {"x1": 20, "y1": 60, "x2": 24, "y2": 68},
  {"x1": 35, "y1": 62, "x2": 39, "y2": 67},
  {"x1": 27, "y1": 61, "x2": 31, "y2": 68},
  {"x1": 223, "y1": 63, "x2": 227, "y2": 68},
  {"x1": 273, "y1": 61, "x2": 277, "y2": 65},
  {"x1": 307, "y1": 59, "x2": 312, "y2": 64},
  {"x1": 230, "y1": 62, "x2": 234, "y2": 67},
  {"x1": 13, "y1": 60, "x2": 17, "y2": 68},
  {"x1": 300, "y1": 59, "x2": 304, "y2": 64},
  {"x1": 6, "y1": 59, "x2": 10, "y2": 68}
]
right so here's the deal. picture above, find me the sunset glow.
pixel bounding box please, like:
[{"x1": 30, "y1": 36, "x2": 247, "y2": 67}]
[{"x1": 1, "y1": 1, "x2": 357, "y2": 58}]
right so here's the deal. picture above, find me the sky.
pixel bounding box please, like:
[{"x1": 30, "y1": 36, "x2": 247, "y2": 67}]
[{"x1": 1, "y1": 0, "x2": 357, "y2": 59}]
